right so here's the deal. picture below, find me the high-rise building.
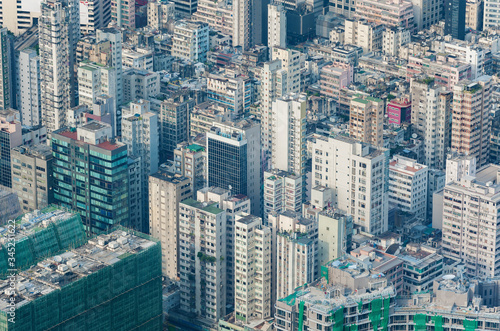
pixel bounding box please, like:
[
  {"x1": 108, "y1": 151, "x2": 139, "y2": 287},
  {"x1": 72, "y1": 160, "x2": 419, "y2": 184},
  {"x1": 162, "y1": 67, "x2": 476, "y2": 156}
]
[
  {"x1": 0, "y1": 28, "x2": 12, "y2": 111},
  {"x1": 389, "y1": 155, "x2": 429, "y2": 216},
  {"x1": 0, "y1": 0, "x2": 41, "y2": 35},
  {"x1": 178, "y1": 198, "x2": 227, "y2": 322},
  {"x1": 0, "y1": 208, "x2": 163, "y2": 330},
  {"x1": 344, "y1": 19, "x2": 384, "y2": 53},
  {"x1": 122, "y1": 100, "x2": 159, "y2": 232},
  {"x1": 386, "y1": 97, "x2": 411, "y2": 125},
  {"x1": 349, "y1": 95, "x2": 384, "y2": 147},
  {"x1": 207, "y1": 119, "x2": 262, "y2": 215},
  {"x1": 172, "y1": 0, "x2": 198, "y2": 17},
  {"x1": 39, "y1": 0, "x2": 80, "y2": 133},
  {"x1": 111, "y1": 0, "x2": 135, "y2": 28},
  {"x1": 80, "y1": 0, "x2": 112, "y2": 34},
  {"x1": 11, "y1": 144, "x2": 53, "y2": 213},
  {"x1": 192, "y1": 0, "x2": 234, "y2": 38},
  {"x1": 451, "y1": 76, "x2": 492, "y2": 168},
  {"x1": 173, "y1": 142, "x2": 207, "y2": 196},
  {"x1": 207, "y1": 69, "x2": 252, "y2": 114},
  {"x1": 411, "y1": 0, "x2": 442, "y2": 30},
  {"x1": 354, "y1": 0, "x2": 415, "y2": 33},
  {"x1": 319, "y1": 63, "x2": 354, "y2": 105},
  {"x1": 147, "y1": 0, "x2": 175, "y2": 30},
  {"x1": 382, "y1": 27, "x2": 411, "y2": 56},
  {"x1": 234, "y1": 213, "x2": 272, "y2": 323},
  {"x1": 268, "y1": 4, "x2": 286, "y2": 49},
  {"x1": 317, "y1": 210, "x2": 352, "y2": 270},
  {"x1": 18, "y1": 48, "x2": 41, "y2": 126},
  {"x1": 149, "y1": 169, "x2": 191, "y2": 279},
  {"x1": 269, "y1": 211, "x2": 318, "y2": 301},
  {"x1": 263, "y1": 169, "x2": 302, "y2": 222},
  {"x1": 271, "y1": 47, "x2": 301, "y2": 94},
  {"x1": 197, "y1": 187, "x2": 251, "y2": 310},
  {"x1": 172, "y1": 20, "x2": 209, "y2": 63},
  {"x1": 445, "y1": 152, "x2": 476, "y2": 183},
  {"x1": 51, "y1": 122, "x2": 129, "y2": 234},
  {"x1": 122, "y1": 69, "x2": 160, "y2": 103},
  {"x1": 160, "y1": 91, "x2": 194, "y2": 160},
  {"x1": 410, "y1": 78, "x2": 453, "y2": 170},
  {"x1": 0, "y1": 109, "x2": 21, "y2": 188},
  {"x1": 96, "y1": 27, "x2": 124, "y2": 110},
  {"x1": 466, "y1": 0, "x2": 483, "y2": 31},
  {"x1": 271, "y1": 94, "x2": 306, "y2": 181},
  {"x1": 445, "y1": 0, "x2": 466, "y2": 40},
  {"x1": 312, "y1": 135, "x2": 389, "y2": 235},
  {"x1": 442, "y1": 164, "x2": 500, "y2": 278},
  {"x1": 77, "y1": 62, "x2": 118, "y2": 110}
]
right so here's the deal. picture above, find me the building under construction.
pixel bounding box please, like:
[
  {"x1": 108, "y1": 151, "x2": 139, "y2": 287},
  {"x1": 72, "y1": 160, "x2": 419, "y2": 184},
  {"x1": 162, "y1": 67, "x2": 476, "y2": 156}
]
[{"x1": 0, "y1": 206, "x2": 163, "y2": 330}]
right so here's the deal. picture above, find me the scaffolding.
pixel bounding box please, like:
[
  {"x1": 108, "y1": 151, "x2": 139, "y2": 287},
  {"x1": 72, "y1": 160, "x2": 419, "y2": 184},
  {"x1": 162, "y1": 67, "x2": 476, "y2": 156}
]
[
  {"x1": 0, "y1": 226, "x2": 163, "y2": 331},
  {"x1": 329, "y1": 306, "x2": 343, "y2": 331},
  {"x1": 369, "y1": 298, "x2": 382, "y2": 331},
  {"x1": 432, "y1": 315, "x2": 443, "y2": 331},
  {"x1": 413, "y1": 314, "x2": 428, "y2": 331},
  {"x1": 463, "y1": 319, "x2": 478, "y2": 331}
]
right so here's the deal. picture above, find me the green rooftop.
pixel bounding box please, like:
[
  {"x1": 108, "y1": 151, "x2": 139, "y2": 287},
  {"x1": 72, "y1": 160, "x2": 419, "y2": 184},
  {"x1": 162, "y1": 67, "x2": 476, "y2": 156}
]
[
  {"x1": 187, "y1": 144, "x2": 205, "y2": 152},
  {"x1": 352, "y1": 98, "x2": 370, "y2": 104},
  {"x1": 181, "y1": 198, "x2": 224, "y2": 214}
]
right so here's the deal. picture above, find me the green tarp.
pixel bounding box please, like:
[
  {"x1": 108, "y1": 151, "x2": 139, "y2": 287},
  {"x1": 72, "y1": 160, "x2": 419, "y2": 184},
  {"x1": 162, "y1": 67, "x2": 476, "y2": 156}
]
[
  {"x1": 432, "y1": 315, "x2": 443, "y2": 331},
  {"x1": 463, "y1": 319, "x2": 478, "y2": 331},
  {"x1": 413, "y1": 314, "x2": 427, "y2": 331}
]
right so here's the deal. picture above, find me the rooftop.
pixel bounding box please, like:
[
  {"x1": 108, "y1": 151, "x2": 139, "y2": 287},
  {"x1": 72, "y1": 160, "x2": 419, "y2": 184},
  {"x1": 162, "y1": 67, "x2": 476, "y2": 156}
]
[{"x1": 181, "y1": 198, "x2": 224, "y2": 214}]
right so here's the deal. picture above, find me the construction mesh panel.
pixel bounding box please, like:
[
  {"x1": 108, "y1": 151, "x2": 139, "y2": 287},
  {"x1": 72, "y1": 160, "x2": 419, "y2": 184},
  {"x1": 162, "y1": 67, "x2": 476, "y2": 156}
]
[
  {"x1": 111, "y1": 253, "x2": 137, "y2": 296},
  {"x1": 112, "y1": 290, "x2": 137, "y2": 331},
  {"x1": 53, "y1": 214, "x2": 86, "y2": 249},
  {"x1": 349, "y1": 325, "x2": 358, "y2": 331},
  {"x1": 136, "y1": 277, "x2": 162, "y2": 325},
  {"x1": 330, "y1": 307, "x2": 343, "y2": 331},
  {"x1": 58, "y1": 314, "x2": 86, "y2": 331},
  {"x1": 32, "y1": 289, "x2": 60, "y2": 331},
  {"x1": 13, "y1": 237, "x2": 34, "y2": 271},
  {"x1": 86, "y1": 266, "x2": 112, "y2": 307},
  {"x1": 132, "y1": 317, "x2": 163, "y2": 331},
  {"x1": 10, "y1": 302, "x2": 31, "y2": 331},
  {"x1": 136, "y1": 243, "x2": 162, "y2": 284},
  {"x1": 413, "y1": 314, "x2": 427, "y2": 331},
  {"x1": 321, "y1": 266, "x2": 329, "y2": 283},
  {"x1": 31, "y1": 224, "x2": 60, "y2": 259},
  {"x1": 85, "y1": 301, "x2": 112, "y2": 331},
  {"x1": 463, "y1": 319, "x2": 478, "y2": 331},
  {"x1": 59, "y1": 278, "x2": 86, "y2": 321},
  {"x1": 358, "y1": 300, "x2": 363, "y2": 313},
  {"x1": 369, "y1": 298, "x2": 382, "y2": 331},
  {"x1": 298, "y1": 301, "x2": 305, "y2": 330},
  {"x1": 432, "y1": 315, "x2": 443, "y2": 331}
]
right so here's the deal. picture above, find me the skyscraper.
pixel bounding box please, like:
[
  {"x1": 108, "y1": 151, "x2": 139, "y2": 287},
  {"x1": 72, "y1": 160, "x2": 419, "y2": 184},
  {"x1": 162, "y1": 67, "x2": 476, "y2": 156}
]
[
  {"x1": 39, "y1": 0, "x2": 80, "y2": 133},
  {"x1": 268, "y1": 3, "x2": 286, "y2": 48},
  {"x1": 51, "y1": 122, "x2": 129, "y2": 234},
  {"x1": 451, "y1": 76, "x2": 492, "y2": 168},
  {"x1": 0, "y1": 109, "x2": 22, "y2": 188},
  {"x1": 0, "y1": 28, "x2": 12, "y2": 111},
  {"x1": 111, "y1": 0, "x2": 135, "y2": 28},
  {"x1": 18, "y1": 48, "x2": 41, "y2": 126},
  {"x1": 80, "y1": 0, "x2": 112, "y2": 34},
  {"x1": 445, "y1": 0, "x2": 466, "y2": 40},
  {"x1": 207, "y1": 119, "x2": 262, "y2": 215}
]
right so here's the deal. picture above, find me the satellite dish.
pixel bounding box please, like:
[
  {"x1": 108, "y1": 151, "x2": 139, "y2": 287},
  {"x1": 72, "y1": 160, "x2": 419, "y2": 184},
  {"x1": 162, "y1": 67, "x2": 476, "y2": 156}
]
[
  {"x1": 412, "y1": 133, "x2": 418, "y2": 139},
  {"x1": 54, "y1": 256, "x2": 63, "y2": 263}
]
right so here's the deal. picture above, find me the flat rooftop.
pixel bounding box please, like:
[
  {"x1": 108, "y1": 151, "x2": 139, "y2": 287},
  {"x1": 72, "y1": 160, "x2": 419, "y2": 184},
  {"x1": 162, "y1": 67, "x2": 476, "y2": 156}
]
[{"x1": 0, "y1": 229, "x2": 157, "y2": 312}]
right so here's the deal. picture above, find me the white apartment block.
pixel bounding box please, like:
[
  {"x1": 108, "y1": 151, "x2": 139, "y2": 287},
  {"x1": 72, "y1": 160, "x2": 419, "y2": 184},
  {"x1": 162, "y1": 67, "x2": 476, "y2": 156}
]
[
  {"x1": 271, "y1": 47, "x2": 301, "y2": 94},
  {"x1": 350, "y1": 95, "x2": 384, "y2": 147},
  {"x1": 389, "y1": 155, "x2": 429, "y2": 216},
  {"x1": 179, "y1": 198, "x2": 227, "y2": 322},
  {"x1": 383, "y1": 27, "x2": 411, "y2": 56},
  {"x1": 18, "y1": 49, "x2": 41, "y2": 126},
  {"x1": 328, "y1": 0, "x2": 355, "y2": 18},
  {"x1": 271, "y1": 94, "x2": 306, "y2": 179},
  {"x1": 452, "y1": 76, "x2": 492, "y2": 168},
  {"x1": 192, "y1": 0, "x2": 234, "y2": 39},
  {"x1": 269, "y1": 212, "x2": 318, "y2": 301},
  {"x1": 442, "y1": 164, "x2": 500, "y2": 279},
  {"x1": 0, "y1": 0, "x2": 41, "y2": 36},
  {"x1": 259, "y1": 60, "x2": 288, "y2": 151},
  {"x1": 96, "y1": 28, "x2": 123, "y2": 108},
  {"x1": 484, "y1": 0, "x2": 500, "y2": 29},
  {"x1": 466, "y1": 0, "x2": 483, "y2": 31},
  {"x1": 234, "y1": 214, "x2": 272, "y2": 323},
  {"x1": 434, "y1": 40, "x2": 488, "y2": 79},
  {"x1": 233, "y1": 0, "x2": 252, "y2": 50},
  {"x1": 206, "y1": 69, "x2": 252, "y2": 113},
  {"x1": 312, "y1": 136, "x2": 389, "y2": 235},
  {"x1": 268, "y1": 4, "x2": 286, "y2": 49},
  {"x1": 344, "y1": 19, "x2": 384, "y2": 53},
  {"x1": 40, "y1": 0, "x2": 80, "y2": 133},
  {"x1": 147, "y1": 0, "x2": 175, "y2": 30},
  {"x1": 410, "y1": 79, "x2": 453, "y2": 170},
  {"x1": 197, "y1": 187, "x2": 251, "y2": 310},
  {"x1": 445, "y1": 153, "x2": 477, "y2": 183},
  {"x1": 122, "y1": 48, "x2": 154, "y2": 71},
  {"x1": 410, "y1": 0, "x2": 441, "y2": 31},
  {"x1": 263, "y1": 170, "x2": 302, "y2": 223},
  {"x1": 122, "y1": 69, "x2": 160, "y2": 104},
  {"x1": 172, "y1": 21, "x2": 209, "y2": 63},
  {"x1": 317, "y1": 210, "x2": 352, "y2": 269},
  {"x1": 78, "y1": 62, "x2": 118, "y2": 107},
  {"x1": 80, "y1": 0, "x2": 111, "y2": 35},
  {"x1": 149, "y1": 170, "x2": 192, "y2": 279}
]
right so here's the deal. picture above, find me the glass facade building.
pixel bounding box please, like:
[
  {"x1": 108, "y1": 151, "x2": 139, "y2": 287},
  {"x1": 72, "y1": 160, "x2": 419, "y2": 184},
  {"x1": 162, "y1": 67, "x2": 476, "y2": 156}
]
[{"x1": 51, "y1": 129, "x2": 129, "y2": 234}]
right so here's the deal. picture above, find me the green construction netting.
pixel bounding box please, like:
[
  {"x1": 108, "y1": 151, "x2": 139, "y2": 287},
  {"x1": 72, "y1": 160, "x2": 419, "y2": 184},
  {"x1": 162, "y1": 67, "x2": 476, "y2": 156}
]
[
  {"x1": 321, "y1": 265, "x2": 329, "y2": 283},
  {"x1": 0, "y1": 213, "x2": 86, "y2": 278},
  {"x1": 369, "y1": 298, "x2": 382, "y2": 331},
  {"x1": 348, "y1": 324, "x2": 358, "y2": 331},
  {"x1": 432, "y1": 315, "x2": 443, "y2": 331},
  {"x1": 380, "y1": 296, "x2": 390, "y2": 331},
  {"x1": 463, "y1": 319, "x2": 478, "y2": 331},
  {"x1": 330, "y1": 307, "x2": 344, "y2": 331},
  {"x1": 413, "y1": 314, "x2": 427, "y2": 331},
  {"x1": 358, "y1": 300, "x2": 363, "y2": 313},
  {"x1": 298, "y1": 301, "x2": 305, "y2": 331},
  {"x1": 0, "y1": 227, "x2": 162, "y2": 331}
]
